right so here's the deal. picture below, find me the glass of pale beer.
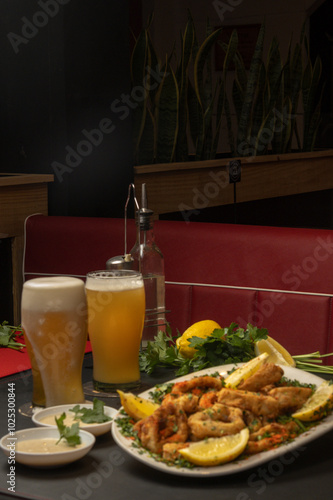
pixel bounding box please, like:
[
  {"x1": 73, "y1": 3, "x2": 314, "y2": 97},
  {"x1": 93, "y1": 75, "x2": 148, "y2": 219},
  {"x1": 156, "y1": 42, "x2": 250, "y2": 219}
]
[
  {"x1": 23, "y1": 333, "x2": 46, "y2": 408},
  {"x1": 85, "y1": 270, "x2": 145, "y2": 392},
  {"x1": 21, "y1": 276, "x2": 87, "y2": 407}
]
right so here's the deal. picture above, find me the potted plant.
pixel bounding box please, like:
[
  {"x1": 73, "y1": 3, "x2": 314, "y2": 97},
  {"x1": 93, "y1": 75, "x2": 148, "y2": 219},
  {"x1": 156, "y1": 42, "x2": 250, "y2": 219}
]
[{"x1": 132, "y1": 12, "x2": 333, "y2": 217}]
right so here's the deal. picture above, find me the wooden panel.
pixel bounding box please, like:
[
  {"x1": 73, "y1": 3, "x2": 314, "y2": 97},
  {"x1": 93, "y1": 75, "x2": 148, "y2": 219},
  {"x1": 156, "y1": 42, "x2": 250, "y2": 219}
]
[
  {"x1": 237, "y1": 151, "x2": 333, "y2": 203},
  {"x1": 0, "y1": 184, "x2": 49, "y2": 236},
  {"x1": 134, "y1": 166, "x2": 234, "y2": 216},
  {"x1": 134, "y1": 150, "x2": 333, "y2": 215},
  {"x1": 0, "y1": 174, "x2": 53, "y2": 323}
]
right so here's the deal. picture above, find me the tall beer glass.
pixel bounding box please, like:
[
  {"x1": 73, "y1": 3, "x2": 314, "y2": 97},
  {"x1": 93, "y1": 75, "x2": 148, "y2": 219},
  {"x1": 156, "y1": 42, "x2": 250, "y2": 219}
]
[
  {"x1": 85, "y1": 270, "x2": 145, "y2": 391},
  {"x1": 21, "y1": 277, "x2": 87, "y2": 407},
  {"x1": 23, "y1": 333, "x2": 46, "y2": 408}
]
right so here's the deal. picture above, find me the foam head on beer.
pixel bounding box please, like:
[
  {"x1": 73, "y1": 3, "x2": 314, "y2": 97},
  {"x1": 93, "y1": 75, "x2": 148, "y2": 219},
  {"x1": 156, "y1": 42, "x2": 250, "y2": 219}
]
[
  {"x1": 22, "y1": 276, "x2": 86, "y2": 311},
  {"x1": 85, "y1": 270, "x2": 144, "y2": 292}
]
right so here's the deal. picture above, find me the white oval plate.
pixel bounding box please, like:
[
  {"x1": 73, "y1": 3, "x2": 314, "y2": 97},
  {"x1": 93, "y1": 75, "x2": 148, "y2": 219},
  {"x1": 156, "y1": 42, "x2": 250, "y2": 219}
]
[
  {"x1": 112, "y1": 364, "x2": 333, "y2": 477},
  {"x1": 0, "y1": 427, "x2": 95, "y2": 467},
  {"x1": 32, "y1": 403, "x2": 117, "y2": 436}
]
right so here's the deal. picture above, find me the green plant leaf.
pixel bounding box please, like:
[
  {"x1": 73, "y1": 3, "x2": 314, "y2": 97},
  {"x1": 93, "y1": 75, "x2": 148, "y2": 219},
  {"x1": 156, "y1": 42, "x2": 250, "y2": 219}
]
[
  {"x1": 194, "y1": 27, "x2": 223, "y2": 110},
  {"x1": 131, "y1": 29, "x2": 149, "y2": 162},
  {"x1": 237, "y1": 23, "x2": 265, "y2": 152},
  {"x1": 302, "y1": 56, "x2": 322, "y2": 151},
  {"x1": 136, "y1": 107, "x2": 155, "y2": 165},
  {"x1": 155, "y1": 61, "x2": 179, "y2": 163},
  {"x1": 175, "y1": 16, "x2": 195, "y2": 161}
]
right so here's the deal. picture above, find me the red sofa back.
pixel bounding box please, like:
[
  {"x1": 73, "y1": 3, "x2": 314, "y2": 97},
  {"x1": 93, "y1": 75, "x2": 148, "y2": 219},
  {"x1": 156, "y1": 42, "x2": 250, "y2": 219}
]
[{"x1": 23, "y1": 214, "x2": 333, "y2": 359}]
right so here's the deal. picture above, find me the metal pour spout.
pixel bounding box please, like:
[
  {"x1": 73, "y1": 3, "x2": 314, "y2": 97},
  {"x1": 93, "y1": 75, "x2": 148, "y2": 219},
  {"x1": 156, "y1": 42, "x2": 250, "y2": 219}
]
[{"x1": 105, "y1": 183, "x2": 139, "y2": 270}]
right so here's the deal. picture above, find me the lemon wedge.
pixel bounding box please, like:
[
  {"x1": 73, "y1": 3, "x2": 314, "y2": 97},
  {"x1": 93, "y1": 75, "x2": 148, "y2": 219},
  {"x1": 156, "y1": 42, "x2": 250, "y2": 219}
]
[
  {"x1": 292, "y1": 380, "x2": 333, "y2": 421},
  {"x1": 179, "y1": 428, "x2": 249, "y2": 466},
  {"x1": 117, "y1": 390, "x2": 160, "y2": 421},
  {"x1": 224, "y1": 352, "x2": 269, "y2": 389},
  {"x1": 254, "y1": 336, "x2": 296, "y2": 367},
  {"x1": 176, "y1": 320, "x2": 222, "y2": 358}
]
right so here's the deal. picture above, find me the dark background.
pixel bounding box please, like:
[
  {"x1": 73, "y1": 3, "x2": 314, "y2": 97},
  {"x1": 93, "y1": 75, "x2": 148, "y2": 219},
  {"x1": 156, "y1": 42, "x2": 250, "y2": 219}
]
[
  {"x1": 0, "y1": 0, "x2": 332, "y2": 226},
  {"x1": 0, "y1": 0, "x2": 138, "y2": 217}
]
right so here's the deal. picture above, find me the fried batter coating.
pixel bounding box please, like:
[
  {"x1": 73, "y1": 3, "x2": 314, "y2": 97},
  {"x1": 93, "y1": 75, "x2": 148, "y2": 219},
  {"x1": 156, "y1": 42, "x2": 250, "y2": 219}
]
[
  {"x1": 198, "y1": 391, "x2": 218, "y2": 409},
  {"x1": 188, "y1": 403, "x2": 246, "y2": 441},
  {"x1": 133, "y1": 401, "x2": 189, "y2": 454},
  {"x1": 162, "y1": 442, "x2": 189, "y2": 461},
  {"x1": 162, "y1": 393, "x2": 199, "y2": 414},
  {"x1": 242, "y1": 410, "x2": 263, "y2": 432},
  {"x1": 268, "y1": 386, "x2": 313, "y2": 413},
  {"x1": 170, "y1": 375, "x2": 223, "y2": 396},
  {"x1": 238, "y1": 363, "x2": 284, "y2": 392},
  {"x1": 246, "y1": 421, "x2": 299, "y2": 455},
  {"x1": 217, "y1": 388, "x2": 280, "y2": 419}
]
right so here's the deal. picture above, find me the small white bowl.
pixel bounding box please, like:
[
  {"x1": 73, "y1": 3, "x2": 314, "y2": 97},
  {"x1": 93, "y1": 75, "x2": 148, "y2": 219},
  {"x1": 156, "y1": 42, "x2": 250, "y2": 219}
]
[
  {"x1": 32, "y1": 403, "x2": 117, "y2": 436},
  {"x1": 0, "y1": 427, "x2": 95, "y2": 467}
]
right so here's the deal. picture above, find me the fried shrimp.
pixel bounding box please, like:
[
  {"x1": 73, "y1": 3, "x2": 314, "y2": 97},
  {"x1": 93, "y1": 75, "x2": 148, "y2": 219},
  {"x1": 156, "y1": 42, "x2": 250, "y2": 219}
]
[
  {"x1": 133, "y1": 401, "x2": 189, "y2": 454},
  {"x1": 188, "y1": 403, "x2": 246, "y2": 441},
  {"x1": 246, "y1": 421, "x2": 299, "y2": 455},
  {"x1": 238, "y1": 363, "x2": 284, "y2": 392},
  {"x1": 171, "y1": 375, "x2": 223, "y2": 396}
]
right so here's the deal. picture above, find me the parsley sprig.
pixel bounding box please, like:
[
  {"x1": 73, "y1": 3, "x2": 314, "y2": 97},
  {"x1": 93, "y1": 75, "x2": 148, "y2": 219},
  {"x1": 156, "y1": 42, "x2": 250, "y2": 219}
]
[
  {"x1": 139, "y1": 325, "x2": 185, "y2": 375},
  {"x1": 139, "y1": 322, "x2": 268, "y2": 376},
  {"x1": 55, "y1": 413, "x2": 81, "y2": 447},
  {"x1": 0, "y1": 321, "x2": 25, "y2": 350},
  {"x1": 69, "y1": 398, "x2": 112, "y2": 424}
]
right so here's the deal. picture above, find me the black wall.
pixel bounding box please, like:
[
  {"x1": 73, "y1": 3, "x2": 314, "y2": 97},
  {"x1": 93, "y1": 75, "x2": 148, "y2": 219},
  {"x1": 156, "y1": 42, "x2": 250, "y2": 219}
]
[{"x1": 1, "y1": 0, "x2": 133, "y2": 217}]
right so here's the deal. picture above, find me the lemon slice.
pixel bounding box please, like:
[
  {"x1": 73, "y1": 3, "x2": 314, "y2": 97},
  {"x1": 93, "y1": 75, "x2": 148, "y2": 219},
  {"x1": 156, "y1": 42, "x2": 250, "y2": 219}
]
[
  {"x1": 292, "y1": 380, "x2": 333, "y2": 421},
  {"x1": 179, "y1": 428, "x2": 249, "y2": 466},
  {"x1": 117, "y1": 390, "x2": 160, "y2": 421},
  {"x1": 224, "y1": 352, "x2": 269, "y2": 388},
  {"x1": 176, "y1": 320, "x2": 222, "y2": 359},
  {"x1": 254, "y1": 336, "x2": 296, "y2": 367}
]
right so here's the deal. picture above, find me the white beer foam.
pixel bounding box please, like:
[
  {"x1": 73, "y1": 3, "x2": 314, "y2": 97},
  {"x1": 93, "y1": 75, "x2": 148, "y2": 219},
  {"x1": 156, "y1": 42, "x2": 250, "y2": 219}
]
[
  {"x1": 22, "y1": 277, "x2": 86, "y2": 311},
  {"x1": 85, "y1": 272, "x2": 143, "y2": 292}
]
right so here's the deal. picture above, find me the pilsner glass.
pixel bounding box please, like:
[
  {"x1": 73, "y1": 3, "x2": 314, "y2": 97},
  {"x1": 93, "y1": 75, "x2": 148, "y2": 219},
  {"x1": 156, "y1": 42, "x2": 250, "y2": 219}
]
[
  {"x1": 23, "y1": 333, "x2": 46, "y2": 408},
  {"x1": 85, "y1": 270, "x2": 145, "y2": 392},
  {"x1": 21, "y1": 277, "x2": 87, "y2": 407}
]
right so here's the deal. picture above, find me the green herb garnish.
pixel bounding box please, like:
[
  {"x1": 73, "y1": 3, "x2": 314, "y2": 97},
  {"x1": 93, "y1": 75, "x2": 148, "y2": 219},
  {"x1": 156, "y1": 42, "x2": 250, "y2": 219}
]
[
  {"x1": 69, "y1": 398, "x2": 112, "y2": 424},
  {"x1": 186, "y1": 323, "x2": 268, "y2": 372},
  {"x1": 139, "y1": 325, "x2": 187, "y2": 375},
  {"x1": 0, "y1": 321, "x2": 25, "y2": 350},
  {"x1": 139, "y1": 322, "x2": 333, "y2": 376},
  {"x1": 55, "y1": 413, "x2": 81, "y2": 446},
  {"x1": 139, "y1": 322, "x2": 268, "y2": 376},
  {"x1": 292, "y1": 352, "x2": 333, "y2": 374}
]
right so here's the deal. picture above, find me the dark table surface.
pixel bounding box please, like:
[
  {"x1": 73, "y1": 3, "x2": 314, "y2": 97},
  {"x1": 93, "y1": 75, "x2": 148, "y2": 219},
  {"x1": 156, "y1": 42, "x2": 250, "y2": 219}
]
[{"x1": 1, "y1": 354, "x2": 333, "y2": 500}]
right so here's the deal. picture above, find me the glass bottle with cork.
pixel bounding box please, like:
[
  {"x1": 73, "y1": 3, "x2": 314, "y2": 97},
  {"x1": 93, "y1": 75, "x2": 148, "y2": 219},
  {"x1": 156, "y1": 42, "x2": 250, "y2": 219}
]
[{"x1": 130, "y1": 184, "x2": 166, "y2": 342}]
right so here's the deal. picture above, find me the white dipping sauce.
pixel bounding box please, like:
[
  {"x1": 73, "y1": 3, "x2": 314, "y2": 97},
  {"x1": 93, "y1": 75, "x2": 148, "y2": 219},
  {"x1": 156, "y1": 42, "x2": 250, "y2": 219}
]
[{"x1": 16, "y1": 438, "x2": 83, "y2": 453}]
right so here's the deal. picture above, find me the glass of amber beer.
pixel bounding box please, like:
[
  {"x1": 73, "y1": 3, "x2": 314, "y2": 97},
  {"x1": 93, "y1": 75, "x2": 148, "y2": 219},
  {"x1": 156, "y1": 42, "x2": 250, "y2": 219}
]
[
  {"x1": 85, "y1": 270, "x2": 145, "y2": 392},
  {"x1": 21, "y1": 276, "x2": 87, "y2": 407}
]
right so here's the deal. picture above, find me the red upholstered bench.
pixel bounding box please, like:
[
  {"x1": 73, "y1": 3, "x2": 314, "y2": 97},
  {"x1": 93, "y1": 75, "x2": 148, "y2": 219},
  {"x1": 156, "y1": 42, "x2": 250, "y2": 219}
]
[{"x1": 20, "y1": 214, "x2": 333, "y2": 369}]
